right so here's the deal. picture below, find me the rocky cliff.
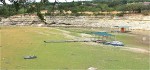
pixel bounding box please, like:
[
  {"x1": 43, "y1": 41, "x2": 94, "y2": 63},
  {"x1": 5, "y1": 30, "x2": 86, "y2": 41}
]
[{"x1": 0, "y1": 15, "x2": 150, "y2": 30}]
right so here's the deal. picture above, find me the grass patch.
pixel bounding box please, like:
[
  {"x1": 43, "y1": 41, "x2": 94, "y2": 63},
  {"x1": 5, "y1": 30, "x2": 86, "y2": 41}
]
[{"x1": 1, "y1": 26, "x2": 149, "y2": 70}]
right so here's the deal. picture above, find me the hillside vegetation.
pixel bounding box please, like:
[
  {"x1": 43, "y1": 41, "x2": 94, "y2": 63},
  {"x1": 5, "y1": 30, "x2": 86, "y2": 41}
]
[{"x1": 0, "y1": 0, "x2": 150, "y2": 17}]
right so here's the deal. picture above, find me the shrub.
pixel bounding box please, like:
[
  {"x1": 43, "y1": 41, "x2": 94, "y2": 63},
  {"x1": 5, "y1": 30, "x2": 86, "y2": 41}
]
[
  {"x1": 116, "y1": 13, "x2": 124, "y2": 17},
  {"x1": 142, "y1": 10, "x2": 150, "y2": 16},
  {"x1": 37, "y1": 12, "x2": 45, "y2": 21}
]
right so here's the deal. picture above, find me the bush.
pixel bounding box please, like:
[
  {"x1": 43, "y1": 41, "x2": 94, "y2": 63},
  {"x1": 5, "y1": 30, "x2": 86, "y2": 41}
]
[
  {"x1": 116, "y1": 13, "x2": 124, "y2": 17},
  {"x1": 141, "y1": 10, "x2": 150, "y2": 16},
  {"x1": 37, "y1": 12, "x2": 45, "y2": 21}
]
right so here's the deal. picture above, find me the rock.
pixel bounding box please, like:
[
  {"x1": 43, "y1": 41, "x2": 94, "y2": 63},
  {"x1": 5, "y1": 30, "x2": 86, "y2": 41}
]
[
  {"x1": 1, "y1": 15, "x2": 150, "y2": 31},
  {"x1": 37, "y1": 24, "x2": 45, "y2": 27},
  {"x1": 87, "y1": 67, "x2": 97, "y2": 70}
]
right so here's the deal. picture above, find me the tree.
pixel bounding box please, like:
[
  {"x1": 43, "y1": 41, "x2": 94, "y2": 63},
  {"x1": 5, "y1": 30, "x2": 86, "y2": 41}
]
[
  {"x1": 108, "y1": 0, "x2": 121, "y2": 7},
  {"x1": 0, "y1": 6, "x2": 9, "y2": 17},
  {"x1": 26, "y1": 5, "x2": 36, "y2": 13},
  {"x1": 121, "y1": 0, "x2": 127, "y2": 4},
  {"x1": 125, "y1": 3, "x2": 146, "y2": 13},
  {"x1": 13, "y1": 1, "x2": 20, "y2": 12},
  {"x1": 0, "y1": 0, "x2": 6, "y2": 5},
  {"x1": 100, "y1": 4, "x2": 109, "y2": 12},
  {"x1": 0, "y1": 5, "x2": 16, "y2": 17},
  {"x1": 41, "y1": 0, "x2": 49, "y2": 3}
]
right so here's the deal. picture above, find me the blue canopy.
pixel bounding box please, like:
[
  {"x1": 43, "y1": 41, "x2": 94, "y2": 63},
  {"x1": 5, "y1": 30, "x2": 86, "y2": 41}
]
[{"x1": 93, "y1": 32, "x2": 113, "y2": 36}]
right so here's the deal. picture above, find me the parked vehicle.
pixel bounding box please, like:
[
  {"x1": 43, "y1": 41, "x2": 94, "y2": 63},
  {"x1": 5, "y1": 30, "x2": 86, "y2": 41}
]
[
  {"x1": 110, "y1": 41, "x2": 124, "y2": 46},
  {"x1": 103, "y1": 41, "x2": 124, "y2": 46}
]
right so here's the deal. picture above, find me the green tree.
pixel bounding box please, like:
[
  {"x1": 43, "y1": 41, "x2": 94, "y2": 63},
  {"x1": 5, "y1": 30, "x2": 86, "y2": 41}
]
[
  {"x1": 0, "y1": 5, "x2": 16, "y2": 17},
  {"x1": 0, "y1": 6, "x2": 9, "y2": 17},
  {"x1": 125, "y1": 3, "x2": 146, "y2": 13},
  {"x1": 100, "y1": 4, "x2": 109, "y2": 12},
  {"x1": 121, "y1": 0, "x2": 127, "y2": 4},
  {"x1": 108, "y1": 0, "x2": 121, "y2": 7}
]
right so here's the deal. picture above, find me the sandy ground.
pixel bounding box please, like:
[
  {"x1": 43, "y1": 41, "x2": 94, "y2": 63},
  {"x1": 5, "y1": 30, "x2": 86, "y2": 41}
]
[
  {"x1": 122, "y1": 47, "x2": 150, "y2": 53},
  {"x1": 130, "y1": 30, "x2": 150, "y2": 36},
  {"x1": 130, "y1": 30, "x2": 150, "y2": 46}
]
